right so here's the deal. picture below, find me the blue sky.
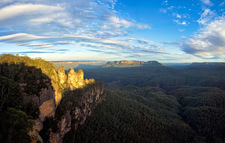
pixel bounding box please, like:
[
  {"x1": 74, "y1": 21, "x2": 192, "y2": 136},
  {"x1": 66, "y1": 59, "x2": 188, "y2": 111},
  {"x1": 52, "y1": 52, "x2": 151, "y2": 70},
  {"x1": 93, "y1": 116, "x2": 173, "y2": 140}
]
[{"x1": 0, "y1": 0, "x2": 225, "y2": 62}]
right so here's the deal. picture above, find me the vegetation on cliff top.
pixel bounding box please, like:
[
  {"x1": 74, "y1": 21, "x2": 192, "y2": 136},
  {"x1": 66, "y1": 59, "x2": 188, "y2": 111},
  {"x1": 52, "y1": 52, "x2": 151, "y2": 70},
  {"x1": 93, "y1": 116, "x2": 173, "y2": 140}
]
[
  {"x1": 0, "y1": 54, "x2": 53, "y2": 143},
  {"x1": 0, "y1": 54, "x2": 100, "y2": 143},
  {"x1": 0, "y1": 54, "x2": 56, "y2": 78}
]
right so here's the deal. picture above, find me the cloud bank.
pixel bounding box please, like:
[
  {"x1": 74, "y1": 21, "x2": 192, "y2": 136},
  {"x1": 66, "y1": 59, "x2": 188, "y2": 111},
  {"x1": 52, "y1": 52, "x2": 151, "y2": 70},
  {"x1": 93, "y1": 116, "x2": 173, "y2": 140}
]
[{"x1": 182, "y1": 16, "x2": 225, "y2": 59}]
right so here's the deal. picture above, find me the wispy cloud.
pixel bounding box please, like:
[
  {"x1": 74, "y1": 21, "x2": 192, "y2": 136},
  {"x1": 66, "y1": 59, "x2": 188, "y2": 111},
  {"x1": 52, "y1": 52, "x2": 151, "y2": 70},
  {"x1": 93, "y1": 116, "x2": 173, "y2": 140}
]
[
  {"x1": 0, "y1": 33, "x2": 47, "y2": 42},
  {"x1": 0, "y1": 32, "x2": 165, "y2": 57},
  {"x1": 0, "y1": 1, "x2": 150, "y2": 33},
  {"x1": 137, "y1": 39, "x2": 151, "y2": 45},
  {"x1": 176, "y1": 14, "x2": 182, "y2": 18},
  {"x1": 160, "y1": 4, "x2": 191, "y2": 26},
  {"x1": 200, "y1": 0, "x2": 213, "y2": 6},
  {"x1": 0, "y1": 4, "x2": 63, "y2": 21},
  {"x1": 0, "y1": 0, "x2": 154, "y2": 57},
  {"x1": 174, "y1": 20, "x2": 187, "y2": 25},
  {"x1": 179, "y1": 29, "x2": 185, "y2": 32},
  {"x1": 197, "y1": 8, "x2": 216, "y2": 25},
  {"x1": 0, "y1": 3, "x2": 72, "y2": 29}
]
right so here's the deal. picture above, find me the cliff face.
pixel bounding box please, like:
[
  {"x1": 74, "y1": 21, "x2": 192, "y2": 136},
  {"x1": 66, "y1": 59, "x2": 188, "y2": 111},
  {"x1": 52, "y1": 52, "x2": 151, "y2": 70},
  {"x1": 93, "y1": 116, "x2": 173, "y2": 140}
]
[
  {"x1": 55, "y1": 67, "x2": 95, "y2": 105},
  {"x1": 34, "y1": 68, "x2": 102, "y2": 143},
  {"x1": 0, "y1": 55, "x2": 104, "y2": 143},
  {"x1": 49, "y1": 83, "x2": 105, "y2": 143}
]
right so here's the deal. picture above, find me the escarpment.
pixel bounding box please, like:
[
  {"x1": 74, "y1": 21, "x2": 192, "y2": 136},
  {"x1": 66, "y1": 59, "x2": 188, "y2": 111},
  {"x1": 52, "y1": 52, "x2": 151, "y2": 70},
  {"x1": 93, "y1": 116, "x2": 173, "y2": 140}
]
[
  {"x1": 48, "y1": 82, "x2": 105, "y2": 143},
  {"x1": 0, "y1": 54, "x2": 105, "y2": 143},
  {"x1": 102, "y1": 60, "x2": 163, "y2": 67}
]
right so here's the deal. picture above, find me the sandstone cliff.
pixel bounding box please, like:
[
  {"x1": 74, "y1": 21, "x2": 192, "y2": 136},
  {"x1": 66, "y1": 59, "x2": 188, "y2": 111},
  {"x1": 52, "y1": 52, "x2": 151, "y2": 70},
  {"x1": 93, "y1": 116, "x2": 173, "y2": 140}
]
[
  {"x1": 30, "y1": 67, "x2": 102, "y2": 143},
  {"x1": 55, "y1": 66, "x2": 95, "y2": 105},
  {"x1": 48, "y1": 82, "x2": 105, "y2": 143},
  {"x1": 0, "y1": 55, "x2": 104, "y2": 143}
]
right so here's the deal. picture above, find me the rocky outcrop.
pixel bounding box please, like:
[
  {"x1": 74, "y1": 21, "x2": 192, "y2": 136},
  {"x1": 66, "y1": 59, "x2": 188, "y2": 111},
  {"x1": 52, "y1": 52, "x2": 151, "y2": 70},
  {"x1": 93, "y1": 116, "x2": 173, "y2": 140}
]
[
  {"x1": 0, "y1": 55, "x2": 104, "y2": 143},
  {"x1": 29, "y1": 119, "x2": 44, "y2": 143},
  {"x1": 26, "y1": 78, "x2": 55, "y2": 107},
  {"x1": 28, "y1": 67, "x2": 101, "y2": 143},
  {"x1": 47, "y1": 82, "x2": 105, "y2": 143},
  {"x1": 58, "y1": 67, "x2": 67, "y2": 88},
  {"x1": 117, "y1": 60, "x2": 146, "y2": 64},
  {"x1": 54, "y1": 66, "x2": 95, "y2": 105},
  {"x1": 67, "y1": 68, "x2": 78, "y2": 90},
  {"x1": 18, "y1": 65, "x2": 99, "y2": 143}
]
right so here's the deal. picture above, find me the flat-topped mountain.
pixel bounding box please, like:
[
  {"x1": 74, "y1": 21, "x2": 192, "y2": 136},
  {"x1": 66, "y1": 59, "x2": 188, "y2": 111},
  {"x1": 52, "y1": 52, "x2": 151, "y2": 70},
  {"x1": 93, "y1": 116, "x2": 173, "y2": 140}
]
[{"x1": 102, "y1": 60, "x2": 163, "y2": 67}]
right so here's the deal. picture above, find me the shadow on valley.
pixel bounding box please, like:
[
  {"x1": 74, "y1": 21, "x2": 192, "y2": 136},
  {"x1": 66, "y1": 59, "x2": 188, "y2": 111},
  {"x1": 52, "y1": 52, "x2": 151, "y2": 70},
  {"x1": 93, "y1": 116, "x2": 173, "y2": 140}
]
[
  {"x1": 0, "y1": 63, "x2": 51, "y2": 143},
  {"x1": 83, "y1": 65, "x2": 225, "y2": 90}
]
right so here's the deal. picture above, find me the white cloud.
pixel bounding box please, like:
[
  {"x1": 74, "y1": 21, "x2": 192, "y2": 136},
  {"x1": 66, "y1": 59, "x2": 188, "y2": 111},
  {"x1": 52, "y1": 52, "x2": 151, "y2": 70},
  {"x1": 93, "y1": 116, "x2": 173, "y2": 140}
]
[
  {"x1": 0, "y1": 33, "x2": 47, "y2": 42},
  {"x1": 162, "y1": 0, "x2": 168, "y2": 5},
  {"x1": 136, "y1": 24, "x2": 151, "y2": 29},
  {"x1": 161, "y1": 5, "x2": 192, "y2": 25},
  {"x1": 0, "y1": 1, "x2": 150, "y2": 33},
  {"x1": 109, "y1": 16, "x2": 132, "y2": 28},
  {"x1": 177, "y1": 14, "x2": 181, "y2": 18},
  {"x1": 174, "y1": 20, "x2": 187, "y2": 25},
  {"x1": 137, "y1": 39, "x2": 151, "y2": 45},
  {"x1": 159, "y1": 8, "x2": 167, "y2": 13},
  {"x1": 0, "y1": 3, "x2": 75, "y2": 30},
  {"x1": 197, "y1": 9, "x2": 215, "y2": 25},
  {"x1": 0, "y1": 32, "x2": 165, "y2": 56},
  {"x1": 109, "y1": 16, "x2": 151, "y2": 29},
  {"x1": 182, "y1": 16, "x2": 225, "y2": 58},
  {"x1": 0, "y1": 33, "x2": 122, "y2": 48},
  {"x1": 182, "y1": 21, "x2": 187, "y2": 25},
  {"x1": 200, "y1": 0, "x2": 213, "y2": 6},
  {"x1": 0, "y1": 4, "x2": 63, "y2": 21},
  {"x1": 29, "y1": 17, "x2": 53, "y2": 25},
  {"x1": 96, "y1": 0, "x2": 117, "y2": 9},
  {"x1": 0, "y1": 0, "x2": 154, "y2": 58}
]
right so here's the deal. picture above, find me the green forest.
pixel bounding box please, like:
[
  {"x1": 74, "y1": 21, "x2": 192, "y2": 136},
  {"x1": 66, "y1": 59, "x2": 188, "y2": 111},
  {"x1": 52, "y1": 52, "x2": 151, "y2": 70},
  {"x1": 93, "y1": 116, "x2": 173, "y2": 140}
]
[
  {"x1": 0, "y1": 54, "x2": 225, "y2": 143},
  {"x1": 0, "y1": 55, "x2": 53, "y2": 142},
  {"x1": 75, "y1": 63, "x2": 225, "y2": 143}
]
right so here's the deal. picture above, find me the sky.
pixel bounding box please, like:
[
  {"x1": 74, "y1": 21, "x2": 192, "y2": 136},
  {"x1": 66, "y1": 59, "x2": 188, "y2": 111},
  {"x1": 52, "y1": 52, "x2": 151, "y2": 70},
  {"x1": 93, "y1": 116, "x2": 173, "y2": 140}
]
[{"x1": 0, "y1": 0, "x2": 225, "y2": 62}]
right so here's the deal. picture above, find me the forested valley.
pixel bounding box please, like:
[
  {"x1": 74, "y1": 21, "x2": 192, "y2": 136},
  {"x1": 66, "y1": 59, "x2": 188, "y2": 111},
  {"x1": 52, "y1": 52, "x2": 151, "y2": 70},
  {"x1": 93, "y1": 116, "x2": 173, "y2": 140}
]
[{"x1": 74, "y1": 62, "x2": 225, "y2": 143}]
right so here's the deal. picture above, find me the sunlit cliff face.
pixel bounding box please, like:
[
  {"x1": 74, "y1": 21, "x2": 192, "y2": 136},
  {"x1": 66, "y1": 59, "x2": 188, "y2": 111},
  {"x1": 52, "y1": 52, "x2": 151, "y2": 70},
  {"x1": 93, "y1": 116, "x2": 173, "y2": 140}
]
[
  {"x1": 67, "y1": 68, "x2": 78, "y2": 90},
  {"x1": 77, "y1": 69, "x2": 85, "y2": 87},
  {"x1": 55, "y1": 67, "x2": 94, "y2": 105},
  {"x1": 58, "y1": 66, "x2": 67, "y2": 86}
]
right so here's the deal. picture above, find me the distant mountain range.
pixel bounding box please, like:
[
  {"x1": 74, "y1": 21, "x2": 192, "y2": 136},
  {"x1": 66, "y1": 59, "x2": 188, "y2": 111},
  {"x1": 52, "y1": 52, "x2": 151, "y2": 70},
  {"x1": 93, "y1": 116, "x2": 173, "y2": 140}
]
[
  {"x1": 52, "y1": 60, "x2": 225, "y2": 69},
  {"x1": 188, "y1": 62, "x2": 225, "y2": 68},
  {"x1": 101, "y1": 60, "x2": 163, "y2": 67}
]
